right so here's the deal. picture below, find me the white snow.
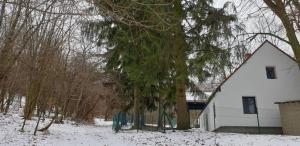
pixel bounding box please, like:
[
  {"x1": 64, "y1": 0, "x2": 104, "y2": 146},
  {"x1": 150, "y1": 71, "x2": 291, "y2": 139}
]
[
  {"x1": 1, "y1": 112, "x2": 300, "y2": 146},
  {"x1": 94, "y1": 118, "x2": 113, "y2": 126}
]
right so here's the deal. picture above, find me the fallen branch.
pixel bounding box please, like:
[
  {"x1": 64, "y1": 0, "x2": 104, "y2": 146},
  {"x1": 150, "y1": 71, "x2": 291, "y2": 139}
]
[{"x1": 38, "y1": 115, "x2": 56, "y2": 132}]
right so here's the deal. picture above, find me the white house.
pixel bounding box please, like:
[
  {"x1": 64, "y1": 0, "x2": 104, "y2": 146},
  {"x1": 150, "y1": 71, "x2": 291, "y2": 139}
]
[{"x1": 199, "y1": 40, "x2": 300, "y2": 134}]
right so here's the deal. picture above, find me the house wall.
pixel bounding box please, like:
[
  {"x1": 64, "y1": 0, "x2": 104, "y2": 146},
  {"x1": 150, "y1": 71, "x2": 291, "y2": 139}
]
[
  {"x1": 199, "y1": 98, "x2": 215, "y2": 131},
  {"x1": 200, "y1": 42, "x2": 300, "y2": 132}
]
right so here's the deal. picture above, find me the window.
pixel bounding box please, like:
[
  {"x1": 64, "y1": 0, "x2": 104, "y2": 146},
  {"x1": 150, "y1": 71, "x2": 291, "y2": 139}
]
[
  {"x1": 242, "y1": 96, "x2": 257, "y2": 114},
  {"x1": 266, "y1": 67, "x2": 276, "y2": 79}
]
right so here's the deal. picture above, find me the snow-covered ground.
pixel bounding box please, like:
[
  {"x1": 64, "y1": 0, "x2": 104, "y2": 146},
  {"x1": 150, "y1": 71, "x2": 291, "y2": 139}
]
[
  {"x1": 1, "y1": 112, "x2": 300, "y2": 146},
  {"x1": 94, "y1": 118, "x2": 113, "y2": 126}
]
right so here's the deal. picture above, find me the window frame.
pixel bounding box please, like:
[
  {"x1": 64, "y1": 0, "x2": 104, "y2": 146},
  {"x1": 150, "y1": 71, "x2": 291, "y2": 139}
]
[
  {"x1": 265, "y1": 66, "x2": 277, "y2": 79},
  {"x1": 242, "y1": 96, "x2": 258, "y2": 114}
]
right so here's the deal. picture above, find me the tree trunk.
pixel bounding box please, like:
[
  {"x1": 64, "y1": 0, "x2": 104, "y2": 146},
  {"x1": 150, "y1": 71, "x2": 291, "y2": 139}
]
[
  {"x1": 34, "y1": 111, "x2": 42, "y2": 135},
  {"x1": 62, "y1": 98, "x2": 70, "y2": 118},
  {"x1": 140, "y1": 97, "x2": 145, "y2": 129},
  {"x1": 38, "y1": 115, "x2": 56, "y2": 132},
  {"x1": 73, "y1": 86, "x2": 84, "y2": 119},
  {"x1": 19, "y1": 96, "x2": 22, "y2": 108},
  {"x1": 4, "y1": 95, "x2": 13, "y2": 114},
  {"x1": 133, "y1": 85, "x2": 140, "y2": 129},
  {"x1": 157, "y1": 96, "x2": 162, "y2": 129},
  {"x1": 0, "y1": 88, "x2": 6, "y2": 112},
  {"x1": 173, "y1": 1, "x2": 190, "y2": 130},
  {"x1": 175, "y1": 82, "x2": 189, "y2": 130},
  {"x1": 104, "y1": 106, "x2": 110, "y2": 121},
  {"x1": 54, "y1": 105, "x2": 62, "y2": 123},
  {"x1": 24, "y1": 79, "x2": 40, "y2": 120}
]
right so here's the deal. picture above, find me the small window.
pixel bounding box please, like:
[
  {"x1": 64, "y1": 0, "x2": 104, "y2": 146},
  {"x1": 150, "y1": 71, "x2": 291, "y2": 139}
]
[
  {"x1": 242, "y1": 96, "x2": 257, "y2": 114},
  {"x1": 266, "y1": 67, "x2": 276, "y2": 79}
]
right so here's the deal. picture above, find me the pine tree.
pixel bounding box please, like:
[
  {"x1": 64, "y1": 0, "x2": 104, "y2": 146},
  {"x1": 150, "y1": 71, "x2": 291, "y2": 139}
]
[{"x1": 89, "y1": 0, "x2": 238, "y2": 130}]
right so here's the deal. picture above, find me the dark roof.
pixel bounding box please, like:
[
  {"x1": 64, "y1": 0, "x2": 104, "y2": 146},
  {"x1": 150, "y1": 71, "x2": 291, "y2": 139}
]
[
  {"x1": 201, "y1": 40, "x2": 296, "y2": 112},
  {"x1": 187, "y1": 101, "x2": 207, "y2": 110},
  {"x1": 275, "y1": 100, "x2": 300, "y2": 104}
]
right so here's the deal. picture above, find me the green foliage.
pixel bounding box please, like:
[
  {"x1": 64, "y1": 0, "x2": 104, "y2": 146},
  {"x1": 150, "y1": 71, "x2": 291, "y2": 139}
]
[
  {"x1": 184, "y1": 1, "x2": 238, "y2": 83},
  {"x1": 84, "y1": 0, "x2": 239, "y2": 109}
]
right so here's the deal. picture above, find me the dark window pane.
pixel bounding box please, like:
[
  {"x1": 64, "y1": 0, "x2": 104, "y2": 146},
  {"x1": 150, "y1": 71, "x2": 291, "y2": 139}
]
[
  {"x1": 242, "y1": 97, "x2": 257, "y2": 114},
  {"x1": 266, "y1": 67, "x2": 276, "y2": 79}
]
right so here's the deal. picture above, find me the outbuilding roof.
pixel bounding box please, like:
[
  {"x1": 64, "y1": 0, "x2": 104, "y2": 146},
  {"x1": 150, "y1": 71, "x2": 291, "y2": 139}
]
[{"x1": 275, "y1": 100, "x2": 300, "y2": 104}]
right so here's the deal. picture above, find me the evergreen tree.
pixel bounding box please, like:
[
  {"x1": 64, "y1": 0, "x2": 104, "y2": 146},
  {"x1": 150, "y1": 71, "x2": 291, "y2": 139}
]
[{"x1": 89, "y1": 0, "x2": 238, "y2": 130}]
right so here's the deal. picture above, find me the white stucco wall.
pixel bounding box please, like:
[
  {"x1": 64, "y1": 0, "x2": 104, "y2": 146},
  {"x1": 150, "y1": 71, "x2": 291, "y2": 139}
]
[
  {"x1": 199, "y1": 98, "x2": 215, "y2": 131},
  {"x1": 200, "y1": 41, "x2": 300, "y2": 131}
]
